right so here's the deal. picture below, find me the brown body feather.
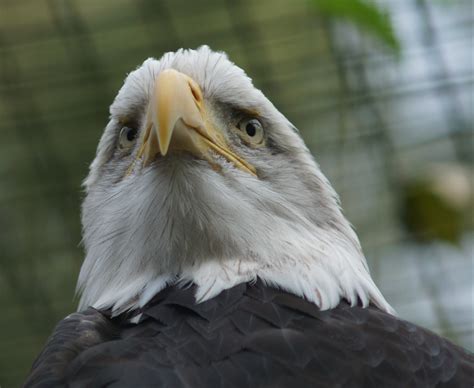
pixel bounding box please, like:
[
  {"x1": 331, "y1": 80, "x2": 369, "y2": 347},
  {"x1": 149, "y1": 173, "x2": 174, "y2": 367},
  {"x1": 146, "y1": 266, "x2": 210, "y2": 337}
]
[{"x1": 25, "y1": 281, "x2": 473, "y2": 388}]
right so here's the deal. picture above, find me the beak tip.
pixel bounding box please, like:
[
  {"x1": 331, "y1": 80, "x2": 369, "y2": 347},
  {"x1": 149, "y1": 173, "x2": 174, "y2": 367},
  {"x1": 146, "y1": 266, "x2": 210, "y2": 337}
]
[{"x1": 158, "y1": 137, "x2": 170, "y2": 156}]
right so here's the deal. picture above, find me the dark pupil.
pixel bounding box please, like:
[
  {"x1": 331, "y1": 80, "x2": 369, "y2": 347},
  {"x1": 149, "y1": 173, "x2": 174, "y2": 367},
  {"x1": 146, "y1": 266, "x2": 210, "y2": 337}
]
[
  {"x1": 245, "y1": 122, "x2": 256, "y2": 137},
  {"x1": 126, "y1": 127, "x2": 137, "y2": 141}
]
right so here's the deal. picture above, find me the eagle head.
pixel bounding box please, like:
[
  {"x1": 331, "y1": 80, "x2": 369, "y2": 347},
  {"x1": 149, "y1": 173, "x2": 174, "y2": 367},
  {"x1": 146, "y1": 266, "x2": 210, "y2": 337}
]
[{"x1": 78, "y1": 46, "x2": 392, "y2": 315}]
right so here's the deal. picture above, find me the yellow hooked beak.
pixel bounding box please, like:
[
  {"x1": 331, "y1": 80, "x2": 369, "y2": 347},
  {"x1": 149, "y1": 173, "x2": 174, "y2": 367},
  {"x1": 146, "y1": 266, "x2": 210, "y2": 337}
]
[{"x1": 132, "y1": 68, "x2": 256, "y2": 176}]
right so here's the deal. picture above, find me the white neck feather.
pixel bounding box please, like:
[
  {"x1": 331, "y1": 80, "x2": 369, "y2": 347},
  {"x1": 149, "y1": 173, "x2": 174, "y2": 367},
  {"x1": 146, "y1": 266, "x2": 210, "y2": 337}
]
[{"x1": 78, "y1": 160, "x2": 394, "y2": 316}]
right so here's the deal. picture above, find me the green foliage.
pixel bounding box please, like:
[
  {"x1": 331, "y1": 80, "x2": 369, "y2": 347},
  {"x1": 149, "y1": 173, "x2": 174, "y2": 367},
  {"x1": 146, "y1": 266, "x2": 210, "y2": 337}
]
[
  {"x1": 402, "y1": 181, "x2": 466, "y2": 245},
  {"x1": 309, "y1": 0, "x2": 400, "y2": 53}
]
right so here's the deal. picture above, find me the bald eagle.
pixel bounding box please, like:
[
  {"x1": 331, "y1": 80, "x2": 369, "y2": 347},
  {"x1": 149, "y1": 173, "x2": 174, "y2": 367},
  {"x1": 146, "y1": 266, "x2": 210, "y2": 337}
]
[{"x1": 25, "y1": 47, "x2": 472, "y2": 387}]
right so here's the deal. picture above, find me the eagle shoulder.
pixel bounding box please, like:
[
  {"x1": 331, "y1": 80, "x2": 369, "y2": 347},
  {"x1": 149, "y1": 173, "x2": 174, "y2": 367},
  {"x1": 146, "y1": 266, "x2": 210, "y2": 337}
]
[
  {"x1": 24, "y1": 308, "x2": 117, "y2": 387},
  {"x1": 25, "y1": 282, "x2": 473, "y2": 388}
]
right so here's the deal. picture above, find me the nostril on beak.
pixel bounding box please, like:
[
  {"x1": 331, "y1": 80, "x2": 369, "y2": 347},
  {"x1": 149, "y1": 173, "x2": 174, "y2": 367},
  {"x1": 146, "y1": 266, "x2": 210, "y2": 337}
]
[{"x1": 188, "y1": 81, "x2": 203, "y2": 104}]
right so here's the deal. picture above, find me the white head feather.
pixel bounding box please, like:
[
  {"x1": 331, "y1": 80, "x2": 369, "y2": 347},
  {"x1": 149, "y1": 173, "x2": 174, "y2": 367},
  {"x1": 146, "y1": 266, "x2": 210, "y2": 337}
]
[{"x1": 77, "y1": 46, "x2": 393, "y2": 315}]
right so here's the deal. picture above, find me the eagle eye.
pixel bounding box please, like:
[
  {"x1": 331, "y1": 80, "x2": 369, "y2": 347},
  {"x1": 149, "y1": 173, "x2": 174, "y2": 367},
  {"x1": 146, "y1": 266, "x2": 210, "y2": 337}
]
[
  {"x1": 236, "y1": 118, "x2": 264, "y2": 146},
  {"x1": 119, "y1": 126, "x2": 137, "y2": 149}
]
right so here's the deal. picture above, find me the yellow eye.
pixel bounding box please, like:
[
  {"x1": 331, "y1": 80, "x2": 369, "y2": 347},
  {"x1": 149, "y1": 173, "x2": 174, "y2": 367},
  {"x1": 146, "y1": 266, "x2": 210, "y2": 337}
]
[
  {"x1": 236, "y1": 118, "x2": 264, "y2": 146},
  {"x1": 119, "y1": 126, "x2": 137, "y2": 149}
]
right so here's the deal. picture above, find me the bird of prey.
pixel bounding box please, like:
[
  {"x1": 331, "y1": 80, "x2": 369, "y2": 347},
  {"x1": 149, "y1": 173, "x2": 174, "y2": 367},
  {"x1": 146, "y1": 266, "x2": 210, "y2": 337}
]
[{"x1": 25, "y1": 46, "x2": 472, "y2": 387}]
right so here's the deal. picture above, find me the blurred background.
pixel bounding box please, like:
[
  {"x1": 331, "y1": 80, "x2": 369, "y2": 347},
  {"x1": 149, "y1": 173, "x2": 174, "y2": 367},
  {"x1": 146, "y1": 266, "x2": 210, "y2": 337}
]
[{"x1": 0, "y1": 0, "x2": 472, "y2": 385}]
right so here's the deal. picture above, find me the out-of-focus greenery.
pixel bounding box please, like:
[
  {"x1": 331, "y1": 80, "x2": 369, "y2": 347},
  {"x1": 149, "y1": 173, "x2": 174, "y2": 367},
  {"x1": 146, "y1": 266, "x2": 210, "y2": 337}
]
[
  {"x1": 401, "y1": 164, "x2": 473, "y2": 244},
  {"x1": 309, "y1": 0, "x2": 400, "y2": 52}
]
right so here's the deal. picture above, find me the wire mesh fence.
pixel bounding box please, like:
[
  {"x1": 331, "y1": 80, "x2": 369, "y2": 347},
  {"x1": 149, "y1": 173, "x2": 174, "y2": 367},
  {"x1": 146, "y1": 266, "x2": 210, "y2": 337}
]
[{"x1": 0, "y1": 0, "x2": 472, "y2": 386}]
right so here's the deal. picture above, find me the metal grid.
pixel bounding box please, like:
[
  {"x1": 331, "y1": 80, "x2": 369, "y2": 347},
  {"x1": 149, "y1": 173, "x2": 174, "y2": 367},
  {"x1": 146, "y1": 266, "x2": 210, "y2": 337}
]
[{"x1": 0, "y1": 0, "x2": 472, "y2": 386}]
